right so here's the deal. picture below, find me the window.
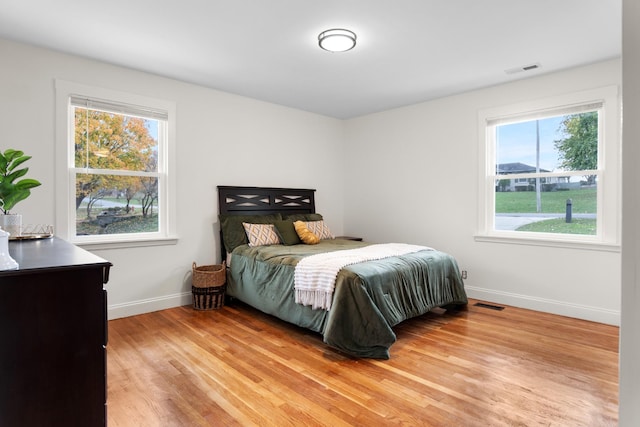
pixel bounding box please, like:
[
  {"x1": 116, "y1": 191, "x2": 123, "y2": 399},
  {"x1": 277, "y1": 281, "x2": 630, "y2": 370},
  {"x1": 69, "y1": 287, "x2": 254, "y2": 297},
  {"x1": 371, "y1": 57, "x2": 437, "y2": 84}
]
[
  {"x1": 477, "y1": 87, "x2": 620, "y2": 249},
  {"x1": 55, "y1": 81, "x2": 177, "y2": 248}
]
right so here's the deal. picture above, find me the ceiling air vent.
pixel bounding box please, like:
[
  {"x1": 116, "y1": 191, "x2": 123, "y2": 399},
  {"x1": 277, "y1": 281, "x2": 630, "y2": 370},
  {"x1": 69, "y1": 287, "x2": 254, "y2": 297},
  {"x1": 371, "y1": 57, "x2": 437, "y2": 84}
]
[{"x1": 505, "y1": 63, "x2": 542, "y2": 75}]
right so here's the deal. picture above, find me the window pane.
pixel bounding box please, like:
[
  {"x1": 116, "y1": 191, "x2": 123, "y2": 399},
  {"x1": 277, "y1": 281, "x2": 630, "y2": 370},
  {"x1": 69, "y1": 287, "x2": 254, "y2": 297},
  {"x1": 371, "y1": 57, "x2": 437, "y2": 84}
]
[
  {"x1": 74, "y1": 108, "x2": 158, "y2": 172},
  {"x1": 496, "y1": 111, "x2": 598, "y2": 174},
  {"x1": 75, "y1": 173, "x2": 159, "y2": 236},
  {"x1": 494, "y1": 181, "x2": 596, "y2": 235},
  {"x1": 494, "y1": 111, "x2": 598, "y2": 236}
]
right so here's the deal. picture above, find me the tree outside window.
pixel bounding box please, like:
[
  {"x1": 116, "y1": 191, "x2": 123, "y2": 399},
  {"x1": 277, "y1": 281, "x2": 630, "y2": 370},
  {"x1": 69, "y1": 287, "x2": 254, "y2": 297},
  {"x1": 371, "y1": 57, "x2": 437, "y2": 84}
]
[{"x1": 72, "y1": 101, "x2": 165, "y2": 237}]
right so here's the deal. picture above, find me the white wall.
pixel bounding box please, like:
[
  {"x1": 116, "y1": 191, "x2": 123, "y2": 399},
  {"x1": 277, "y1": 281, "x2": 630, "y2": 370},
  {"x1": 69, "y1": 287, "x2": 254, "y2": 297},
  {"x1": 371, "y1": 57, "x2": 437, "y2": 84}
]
[
  {"x1": 619, "y1": 0, "x2": 640, "y2": 422},
  {"x1": 0, "y1": 38, "x2": 624, "y2": 326},
  {"x1": 0, "y1": 38, "x2": 345, "y2": 318},
  {"x1": 344, "y1": 59, "x2": 622, "y2": 325}
]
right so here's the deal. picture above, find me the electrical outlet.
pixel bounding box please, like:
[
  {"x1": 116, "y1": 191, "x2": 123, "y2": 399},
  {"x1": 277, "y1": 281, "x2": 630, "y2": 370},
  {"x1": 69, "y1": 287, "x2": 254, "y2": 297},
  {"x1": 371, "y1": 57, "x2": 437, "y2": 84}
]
[{"x1": 461, "y1": 270, "x2": 468, "y2": 280}]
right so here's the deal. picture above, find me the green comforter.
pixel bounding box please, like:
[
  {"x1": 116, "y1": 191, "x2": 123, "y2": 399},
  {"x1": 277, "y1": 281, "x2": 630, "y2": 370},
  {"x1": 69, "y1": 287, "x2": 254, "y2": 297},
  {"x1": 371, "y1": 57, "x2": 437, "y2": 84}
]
[{"x1": 227, "y1": 239, "x2": 468, "y2": 359}]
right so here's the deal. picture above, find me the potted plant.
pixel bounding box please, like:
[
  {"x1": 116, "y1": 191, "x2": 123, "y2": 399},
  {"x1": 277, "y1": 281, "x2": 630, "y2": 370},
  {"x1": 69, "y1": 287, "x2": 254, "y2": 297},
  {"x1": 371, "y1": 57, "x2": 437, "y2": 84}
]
[{"x1": 0, "y1": 149, "x2": 41, "y2": 237}]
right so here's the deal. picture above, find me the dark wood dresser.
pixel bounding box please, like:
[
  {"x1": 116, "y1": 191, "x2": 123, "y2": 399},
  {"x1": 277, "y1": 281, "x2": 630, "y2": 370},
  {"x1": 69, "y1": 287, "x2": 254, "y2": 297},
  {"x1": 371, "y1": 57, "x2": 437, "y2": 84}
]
[{"x1": 0, "y1": 237, "x2": 111, "y2": 427}]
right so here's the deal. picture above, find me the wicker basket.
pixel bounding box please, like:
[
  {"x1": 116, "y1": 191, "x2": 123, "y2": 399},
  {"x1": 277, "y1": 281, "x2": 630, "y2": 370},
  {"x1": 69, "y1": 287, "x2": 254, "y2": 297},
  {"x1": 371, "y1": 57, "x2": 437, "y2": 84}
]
[{"x1": 192, "y1": 261, "x2": 226, "y2": 310}]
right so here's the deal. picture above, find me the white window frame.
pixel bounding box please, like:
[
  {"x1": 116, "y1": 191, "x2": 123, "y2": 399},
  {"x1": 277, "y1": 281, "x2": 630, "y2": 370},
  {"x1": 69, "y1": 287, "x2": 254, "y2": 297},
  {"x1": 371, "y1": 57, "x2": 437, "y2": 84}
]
[
  {"x1": 55, "y1": 80, "x2": 178, "y2": 249},
  {"x1": 476, "y1": 86, "x2": 620, "y2": 251}
]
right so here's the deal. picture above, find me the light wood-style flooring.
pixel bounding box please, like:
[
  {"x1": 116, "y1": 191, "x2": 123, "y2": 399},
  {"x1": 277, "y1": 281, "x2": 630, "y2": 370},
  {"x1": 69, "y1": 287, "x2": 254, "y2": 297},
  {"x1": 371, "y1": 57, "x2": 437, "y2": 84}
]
[{"x1": 107, "y1": 299, "x2": 618, "y2": 426}]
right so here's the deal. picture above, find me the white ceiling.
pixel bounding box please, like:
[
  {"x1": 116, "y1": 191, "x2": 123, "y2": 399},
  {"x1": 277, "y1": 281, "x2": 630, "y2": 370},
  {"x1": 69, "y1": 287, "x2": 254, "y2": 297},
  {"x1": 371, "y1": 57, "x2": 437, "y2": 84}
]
[{"x1": 0, "y1": 0, "x2": 621, "y2": 119}]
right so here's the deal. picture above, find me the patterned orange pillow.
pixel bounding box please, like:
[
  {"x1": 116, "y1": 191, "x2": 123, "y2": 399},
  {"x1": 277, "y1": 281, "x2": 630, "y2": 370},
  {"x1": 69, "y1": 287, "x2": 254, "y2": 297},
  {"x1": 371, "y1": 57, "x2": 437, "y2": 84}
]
[
  {"x1": 305, "y1": 220, "x2": 334, "y2": 240},
  {"x1": 293, "y1": 220, "x2": 320, "y2": 245}
]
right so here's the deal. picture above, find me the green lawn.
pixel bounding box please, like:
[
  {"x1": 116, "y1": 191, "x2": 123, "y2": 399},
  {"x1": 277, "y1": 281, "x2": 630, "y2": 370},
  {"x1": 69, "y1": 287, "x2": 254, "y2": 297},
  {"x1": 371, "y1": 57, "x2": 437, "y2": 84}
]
[
  {"x1": 497, "y1": 188, "x2": 597, "y2": 235},
  {"x1": 496, "y1": 188, "x2": 596, "y2": 214},
  {"x1": 516, "y1": 218, "x2": 596, "y2": 234}
]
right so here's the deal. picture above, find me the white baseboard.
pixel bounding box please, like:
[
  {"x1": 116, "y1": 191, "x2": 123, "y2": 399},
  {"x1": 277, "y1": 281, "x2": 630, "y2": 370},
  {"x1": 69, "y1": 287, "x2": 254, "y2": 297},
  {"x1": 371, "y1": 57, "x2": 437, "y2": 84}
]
[
  {"x1": 465, "y1": 285, "x2": 620, "y2": 326},
  {"x1": 108, "y1": 292, "x2": 192, "y2": 320},
  {"x1": 107, "y1": 287, "x2": 620, "y2": 326}
]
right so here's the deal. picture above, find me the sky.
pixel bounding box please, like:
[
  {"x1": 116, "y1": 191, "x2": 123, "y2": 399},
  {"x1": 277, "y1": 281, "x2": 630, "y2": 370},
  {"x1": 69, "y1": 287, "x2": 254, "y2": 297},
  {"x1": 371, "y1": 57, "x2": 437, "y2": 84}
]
[
  {"x1": 496, "y1": 115, "x2": 565, "y2": 172},
  {"x1": 145, "y1": 120, "x2": 159, "y2": 141}
]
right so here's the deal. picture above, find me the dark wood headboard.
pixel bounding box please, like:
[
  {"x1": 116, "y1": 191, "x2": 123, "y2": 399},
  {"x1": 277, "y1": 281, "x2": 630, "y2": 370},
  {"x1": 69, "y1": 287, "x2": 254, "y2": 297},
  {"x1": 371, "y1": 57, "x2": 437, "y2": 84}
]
[
  {"x1": 217, "y1": 186, "x2": 316, "y2": 257},
  {"x1": 218, "y1": 186, "x2": 316, "y2": 216}
]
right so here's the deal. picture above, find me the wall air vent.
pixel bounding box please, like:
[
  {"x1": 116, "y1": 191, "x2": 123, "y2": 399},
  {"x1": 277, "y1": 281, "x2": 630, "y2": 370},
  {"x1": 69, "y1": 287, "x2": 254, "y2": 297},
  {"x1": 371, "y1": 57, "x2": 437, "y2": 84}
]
[{"x1": 505, "y1": 63, "x2": 542, "y2": 75}]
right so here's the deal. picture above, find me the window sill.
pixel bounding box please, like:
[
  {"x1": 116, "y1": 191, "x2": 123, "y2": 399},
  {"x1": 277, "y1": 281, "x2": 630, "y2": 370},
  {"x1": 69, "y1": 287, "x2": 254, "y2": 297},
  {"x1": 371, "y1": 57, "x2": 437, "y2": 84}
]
[
  {"x1": 474, "y1": 234, "x2": 620, "y2": 252},
  {"x1": 73, "y1": 236, "x2": 179, "y2": 251}
]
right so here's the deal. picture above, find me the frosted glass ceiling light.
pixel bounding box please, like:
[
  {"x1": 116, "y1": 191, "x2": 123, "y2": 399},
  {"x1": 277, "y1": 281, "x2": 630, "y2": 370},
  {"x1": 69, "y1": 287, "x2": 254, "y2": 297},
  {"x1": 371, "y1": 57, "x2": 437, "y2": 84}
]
[{"x1": 318, "y1": 29, "x2": 356, "y2": 52}]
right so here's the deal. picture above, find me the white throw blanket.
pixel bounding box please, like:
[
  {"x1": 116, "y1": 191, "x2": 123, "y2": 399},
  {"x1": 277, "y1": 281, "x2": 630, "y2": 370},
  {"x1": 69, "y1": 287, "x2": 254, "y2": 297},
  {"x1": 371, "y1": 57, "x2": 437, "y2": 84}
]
[{"x1": 294, "y1": 243, "x2": 432, "y2": 311}]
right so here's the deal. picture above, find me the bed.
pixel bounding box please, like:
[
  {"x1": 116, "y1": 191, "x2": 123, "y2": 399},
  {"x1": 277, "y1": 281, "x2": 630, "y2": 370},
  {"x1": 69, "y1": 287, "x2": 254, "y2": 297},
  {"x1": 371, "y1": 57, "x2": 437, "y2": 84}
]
[{"x1": 218, "y1": 185, "x2": 468, "y2": 359}]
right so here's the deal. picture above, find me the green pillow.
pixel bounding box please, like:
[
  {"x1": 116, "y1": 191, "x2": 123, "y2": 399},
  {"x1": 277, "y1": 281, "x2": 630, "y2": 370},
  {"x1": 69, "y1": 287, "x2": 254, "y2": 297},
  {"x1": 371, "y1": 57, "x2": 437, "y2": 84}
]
[
  {"x1": 219, "y1": 213, "x2": 282, "y2": 252},
  {"x1": 282, "y1": 213, "x2": 323, "y2": 222},
  {"x1": 273, "y1": 220, "x2": 301, "y2": 245}
]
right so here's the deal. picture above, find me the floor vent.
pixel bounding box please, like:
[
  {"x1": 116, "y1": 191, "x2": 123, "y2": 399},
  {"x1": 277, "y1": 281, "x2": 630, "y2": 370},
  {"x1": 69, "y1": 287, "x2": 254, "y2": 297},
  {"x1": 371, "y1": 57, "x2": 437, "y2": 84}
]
[{"x1": 474, "y1": 302, "x2": 505, "y2": 311}]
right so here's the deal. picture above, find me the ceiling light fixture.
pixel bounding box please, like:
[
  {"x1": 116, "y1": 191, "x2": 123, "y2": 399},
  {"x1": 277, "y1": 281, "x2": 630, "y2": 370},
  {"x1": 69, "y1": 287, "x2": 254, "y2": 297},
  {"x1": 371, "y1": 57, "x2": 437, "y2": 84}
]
[{"x1": 318, "y1": 28, "x2": 356, "y2": 52}]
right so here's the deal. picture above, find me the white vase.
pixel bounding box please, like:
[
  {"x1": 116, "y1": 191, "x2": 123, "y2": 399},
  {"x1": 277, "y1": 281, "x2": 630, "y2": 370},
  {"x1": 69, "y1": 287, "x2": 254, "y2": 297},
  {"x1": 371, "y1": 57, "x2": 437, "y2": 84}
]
[
  {"x1": 0, "y1": 214, "x2": 22, "y2": 238},
  {"x1": 0, "y1": 227, "x2": 18, "y2": 270}
]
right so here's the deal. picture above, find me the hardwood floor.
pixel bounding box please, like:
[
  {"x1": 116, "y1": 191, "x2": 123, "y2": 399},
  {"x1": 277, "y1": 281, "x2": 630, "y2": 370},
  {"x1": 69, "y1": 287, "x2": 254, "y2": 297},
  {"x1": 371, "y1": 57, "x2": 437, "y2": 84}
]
[{"x1": 107, "y1": 299, "x2": 618, "y2": 426}]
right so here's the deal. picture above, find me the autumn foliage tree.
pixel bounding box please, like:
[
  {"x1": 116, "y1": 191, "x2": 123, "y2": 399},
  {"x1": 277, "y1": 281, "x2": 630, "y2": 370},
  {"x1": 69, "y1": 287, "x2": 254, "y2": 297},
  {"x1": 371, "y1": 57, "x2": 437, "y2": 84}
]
[
  {"x1": 74, "y1": 108, "x2": 157, "y2": 219},
  {"x1": 554, "y1": 111, "x2": 598, "y2": 185},
  {"x1": 139, "y1": 152, "x2": 158, "y2": 218}
]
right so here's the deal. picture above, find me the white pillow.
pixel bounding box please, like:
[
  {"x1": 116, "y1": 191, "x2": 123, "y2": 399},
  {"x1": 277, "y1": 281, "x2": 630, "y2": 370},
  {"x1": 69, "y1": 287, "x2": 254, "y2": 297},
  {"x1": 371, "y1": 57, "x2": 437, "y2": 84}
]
[{"x1": 242, "y1": 223, "x2": 281, "y2": 246}]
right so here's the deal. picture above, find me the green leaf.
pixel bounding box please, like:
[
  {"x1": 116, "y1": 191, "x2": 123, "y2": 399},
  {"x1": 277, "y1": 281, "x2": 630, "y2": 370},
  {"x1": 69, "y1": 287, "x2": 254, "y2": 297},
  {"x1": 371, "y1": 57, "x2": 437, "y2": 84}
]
[
  {"x1": 1, "y1": 189, "x2": 30, "y2": 213},
  {"x1": 5, "y1": 168, "x2": 28, "y2": 183},
  {"x1": 0, "y1": 154, "x2": 6, "y2": 175},
  {"x1": 3, "y1": 149, "x2": 23, "y2": 162},
  {"x1": 15, "y1": 179, "x2": 41, "y2": 190},
  {"x1": 6, "y1": 155, "x2": 31, "y2": 173},
  {"x1": 0, "y1": 148, "x2": 40, "y2": 213}
]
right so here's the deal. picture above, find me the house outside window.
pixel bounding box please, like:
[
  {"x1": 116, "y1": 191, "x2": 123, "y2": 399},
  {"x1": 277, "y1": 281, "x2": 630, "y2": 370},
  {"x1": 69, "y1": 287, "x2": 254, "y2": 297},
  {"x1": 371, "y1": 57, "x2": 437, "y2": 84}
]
[
  {"x1": 55, "y1": 80, "x2": 177, "y2": 248},
  {"x1": 476, "y1": 87, "x2": 620, "y2": 250}
]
